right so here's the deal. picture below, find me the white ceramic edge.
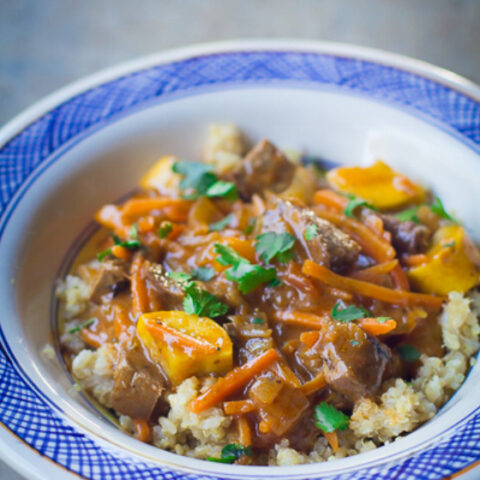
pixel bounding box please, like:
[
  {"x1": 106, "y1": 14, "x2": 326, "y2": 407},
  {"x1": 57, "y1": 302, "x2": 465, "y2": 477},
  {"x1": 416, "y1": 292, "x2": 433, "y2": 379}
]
[{"x1": 2, "y1": 39, "x2": 480, "y2": 480}]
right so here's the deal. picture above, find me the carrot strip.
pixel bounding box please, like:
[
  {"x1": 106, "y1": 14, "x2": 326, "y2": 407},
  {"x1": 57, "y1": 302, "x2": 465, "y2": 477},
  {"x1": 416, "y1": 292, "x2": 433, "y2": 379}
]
[
  {"x1": 190, "y1": 348, "x2": 280, "y2": 413},
  {"x1": 323, "y1": 431, "x2": 339, "y2": 453},
  {"x1": 144, "y1": 319, "x2": 217, "y2": 355},
  {"x1": 357, "y1": 260, "x2": 399, "y2": 275},
  {"x1": 358, "y1": 317, "x2": 397, "y2": 336},
  {"x1": 130, "y1": 255, "x2": 149, "y2": 317},
  {"x1": 114, "y1": 306, "x2": 133, "y2": 342},
  {"x1": 137, "y1": 216, "x2": 155, "y2": 233},
  {"x1": 390, "y1": 263, "x2": 410, "y2": 291},
  {"x1": 224, "y1": 399, "x2": 256, "y2": 415},
  {"x1": 302, "y1": 260, "x2": 444, "y2": 310},
  {"x1": 133, "y1": 419, "x2": 151, "y2": 443},
  {"x1": 237, "y1": 416, "x2": 252, "y2": 446},
  {"x1": 313, "y1": 189, "x2": 348, "y2": 210},
  {"x1": 403, "y1": 253, "x2": 428, "y2": 267},
  {"x1": 299, "y1": 331, "x2": 320, "y2": 349},
  {"x1": 275, "y1": 311, "x2": 329, "y2": 329},
  {"x1": 111, "y1": 245, "x2": 132, "y2": 261},
  {"x1": 301, "y1": 372, "x2": 327, "y2": 396},
  {"x1": 122, "y1": 198, "x2": 191, "y2": 221},
  {"x1": 81, "y1": 328, "x2": 107, "y2": 349}
]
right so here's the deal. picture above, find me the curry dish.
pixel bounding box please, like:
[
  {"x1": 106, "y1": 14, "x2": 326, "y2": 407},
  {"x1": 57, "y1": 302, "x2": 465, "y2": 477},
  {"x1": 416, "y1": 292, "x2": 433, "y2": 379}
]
[{"x1": 57, "y1": 124, "x2": 480, "y2": 465}]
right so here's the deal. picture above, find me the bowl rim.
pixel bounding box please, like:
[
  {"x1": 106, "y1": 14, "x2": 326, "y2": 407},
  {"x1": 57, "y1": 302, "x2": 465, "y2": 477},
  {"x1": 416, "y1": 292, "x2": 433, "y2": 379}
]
[{"x1": 1, "y1": 39, "x2": 480, "y2": 480}]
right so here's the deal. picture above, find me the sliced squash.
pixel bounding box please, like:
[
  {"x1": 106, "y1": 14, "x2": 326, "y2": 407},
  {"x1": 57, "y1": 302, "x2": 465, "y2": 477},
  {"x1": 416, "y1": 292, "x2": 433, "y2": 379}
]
[
  {"x1": 137, "y1": 311, "x2": 233, "y2": 385},
  {"x1": 408, "y1": 225, "x2": 480, "y2": 295},
  {"x1": 140, "y1": 156, "x2": 181, "y2": 195},
  {"x1": 326, "y1": 161, "x2": 425, "y2": 210}
]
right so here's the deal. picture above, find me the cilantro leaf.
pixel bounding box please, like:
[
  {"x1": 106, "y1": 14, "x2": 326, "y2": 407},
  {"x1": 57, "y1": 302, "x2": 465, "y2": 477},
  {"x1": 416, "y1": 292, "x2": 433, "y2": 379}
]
[
  {"x1": 97, "y1": 233, "x2": 141, "y2": 261},
  {"x1": 304, "y1": 224, "x2": 318, "y2": 241},
  {"x1": 243, "y1": 217, "x2": 256, "y2": 235},
  {"x1": 68, "y1": 318, "x2": 96, "y2": 334},
  {"x1": 331, "y1": 301, "x2": 369, "y2": 322},
  {"x1": 206, "y1": 180, "x2": 238, "y2": 201},
  {"x1": 158, "y1": 221, "x2": 173, "y2": 238},
  {"x1": 398, "y1": 344, "x2": 421, "y2": 363},
  {"x1": 214, "y1": 243, "x2": 249, "y2": 267},
  {"x1": 396, "y1": 207, "x2": 420, "y2": 223},
  {"x1": 344, "y1": 195, "x2": 377, "y2": 218},
  {"x1": 255, "y1": 232, "x2": 295, "y2": 264},
  {"x1": 183, "y1": 283, "x2": 228, "y2": 318},
  {"x1": 442, "y1": 241, "x2": 456, "y2": 248},
  {"x1": 375, "y1": 316, "x2": 391, "y2": 323},
  {"x1": 129, "y1": 223, "x2": 139, "y2": 240},
  {"x1": 206, "y1": 444, "x2": 252, "y2": 464},
  {"x1": 225, "y1": 262, "x2": 277, "y2": 294},
  {"x1": 167, "y1": 271, "x2": 193, "y2": 285},
  {"x1": 252, "y1": 317, "x2": 264, "y2": 324},
  {"x1": 430, "y1": 196, "x2": 456, "y2": 222},
  {"x1": 191, "y1": 267, "x2": 216, "y2": 282},
  {"x1": 209, "y1": 214, "x2": 233, "y2": 232},
  {"x1": 314, "y1": 402, "x2": 349, "y2": 433},
  {"x1": 350, "y1": 339, "x2": 360, "y2": 346}
]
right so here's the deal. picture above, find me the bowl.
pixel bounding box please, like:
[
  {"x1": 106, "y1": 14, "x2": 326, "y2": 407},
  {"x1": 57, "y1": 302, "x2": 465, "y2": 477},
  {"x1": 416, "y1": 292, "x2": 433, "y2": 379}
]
[{"x1": 1, "y1": 40, "x2": 480, "y2": 480}]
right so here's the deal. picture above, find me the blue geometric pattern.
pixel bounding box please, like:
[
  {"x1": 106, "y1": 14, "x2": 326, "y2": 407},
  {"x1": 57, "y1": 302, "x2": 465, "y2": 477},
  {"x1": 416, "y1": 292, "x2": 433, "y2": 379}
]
[{"x1": 1, "y1": 50, "x2": 480, "y2": 479}]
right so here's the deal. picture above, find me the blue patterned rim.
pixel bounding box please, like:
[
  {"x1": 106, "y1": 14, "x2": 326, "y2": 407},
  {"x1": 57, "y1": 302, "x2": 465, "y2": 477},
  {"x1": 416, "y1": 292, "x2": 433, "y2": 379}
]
[{"x1": 1, "y1": 44, "x2": 480, "y2": 480}]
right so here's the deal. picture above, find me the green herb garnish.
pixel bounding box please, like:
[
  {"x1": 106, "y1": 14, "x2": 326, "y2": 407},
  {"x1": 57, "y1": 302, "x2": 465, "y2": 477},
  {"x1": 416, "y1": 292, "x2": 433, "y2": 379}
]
[
  {"x1": 442, "y1": 241, "x2": 456, "y2": 248},
  {"x1": 331, "y1": 301, "x2": 369, "y2": 322},
  {"x1": 396, "y1": 207, "x2": 420, "y2": 223},
  {"x1": 344, "y1": 195, "x2": 377, "y2": 218},
  {"x1": 304, "y1": 224, "x2": 318, "y2": 241},
  {"x1": 214, "y1": 243, "x2": 279, "y2": 294},
  {"x1": 206, "y1": 443, "x2": 252, "y2": 464},
  {"x1": 376, "y1": 316, "x2": 390, "y2": 323},
  {"x1": 68, "y1": 318, "x2": 95, "y2": 334},
  {"x1": 206, "y1": 180, "x2": 238, "y2": 201},
  {"x1": 97, "y1": 233, "x2": 141, "y2": 261},
  {"x1": 243, "y1": 217, "x2": 256, "y2": 235},
  {"x1": 183, "y1": 282, "x2": 228, "y2": 318},
  {"x1": 314, "y1": 402, "x2": 349, "y2": 433},
  {"x1": 430, "y1": 196, "x2": 455, "y2": 222},
  {"x1": 158, "y1": 221, "x2": 173, "y2": 238},
  {"x1": 129, "y1": 223, "x2": 139, "y2": 240},
  {"x1": 167, "y1": 271, "x2": 193, "y2": 284},
  {"x1": 398, "y1": 344, "x2": 421, "y2": 363},
  {"x1": 252, "y1": 317, "x2": 264, "y2": 324},
  {"x1": 350, "y1": 340, "x2": 360, "y2": 346},
  {"x1": 209, "y1": 214, "x2": 233, "y2": 232},
  {"x1": 255, "y1": 232, "x2": 295, "y2": 264},
  {"x1": 191, "y1": 267, "x2": 216, "y2": 282}
]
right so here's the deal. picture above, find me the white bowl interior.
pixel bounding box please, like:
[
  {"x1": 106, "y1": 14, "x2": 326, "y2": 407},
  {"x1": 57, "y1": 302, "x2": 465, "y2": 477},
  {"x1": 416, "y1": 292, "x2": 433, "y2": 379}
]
[{"x1": 2, "y1": 85, "x2": 480, "y2": 477}]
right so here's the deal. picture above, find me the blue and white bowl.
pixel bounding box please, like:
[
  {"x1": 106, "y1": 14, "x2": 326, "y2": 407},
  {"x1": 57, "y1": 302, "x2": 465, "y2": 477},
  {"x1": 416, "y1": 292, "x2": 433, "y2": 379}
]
[{"x1": 1, "y1": 41, "x2": 480, "y2": 480}]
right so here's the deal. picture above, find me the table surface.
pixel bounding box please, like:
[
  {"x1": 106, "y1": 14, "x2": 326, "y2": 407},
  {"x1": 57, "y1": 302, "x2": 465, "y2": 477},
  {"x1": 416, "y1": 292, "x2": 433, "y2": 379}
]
[{"x1": 1, "y1": 0, "x2": 480, "y2": 478}]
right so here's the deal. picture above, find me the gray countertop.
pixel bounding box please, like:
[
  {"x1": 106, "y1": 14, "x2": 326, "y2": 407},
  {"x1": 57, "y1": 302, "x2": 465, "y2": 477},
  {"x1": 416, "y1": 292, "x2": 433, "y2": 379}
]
[{"x1": 1, "y1": 0, "x2": 479, "y2": 478}]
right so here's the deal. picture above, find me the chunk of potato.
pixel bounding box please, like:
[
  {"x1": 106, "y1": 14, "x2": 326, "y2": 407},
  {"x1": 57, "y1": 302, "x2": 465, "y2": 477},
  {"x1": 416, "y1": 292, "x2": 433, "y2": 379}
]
[
  {"x1": 140, "y1": 156, "x2": 181, "y2": 195},
  {"x1": 279, "y1": 166, "x2": 316, "y2": 204},
  {"x1": 326, "y1": 161, "x2": 424, "y2": 210},
  {"x1": 137, "y1": 311, "x2": 233, "y2": 385},
  {"x1": 408, "y1": 225, "x2": 480, "y2": 295}
]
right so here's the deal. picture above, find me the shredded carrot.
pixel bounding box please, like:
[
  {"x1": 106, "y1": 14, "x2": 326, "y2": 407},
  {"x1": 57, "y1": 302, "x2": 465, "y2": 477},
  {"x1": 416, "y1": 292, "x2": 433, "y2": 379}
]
[
  {"x1": 133, "y1": 419, "x2": 151, "y2": 443},
  {"x1": 302, "y1": 260, "x2": 444, "y2": 310},
  {"x1": 323, "y1": 431, "x2": 339, "y2": 452},
  {"x1": 357, "y1": 260, "x2": 399, "y2": 276},
  {"x1": 390, "y1": 263, "x2": 410, "y2": 291},
  {"x1": 403, "y1": 253, "x2": 428, "y2": 267},
  {"x1": 275, "y1": 311, "x2": 329, "y2": 329},
  {"x1": 122, "y1": 197, "x2": 191, "y2": 222},
  {"x1": 224, "y1": 399, "x2": 256, "y2": 415},
  {"x1": 237, "y1": 416, "x2": 252, "y2": 446},
  {"x1": 111, "y1": 245, "x2": 132, "y2": 261},
  {"x1": 358, "y1": 317, "x2": 397, "y2": 336},
  {"x1": 137, "y1": 216, "x2": 155, "y2": 233},
  {"x1": 300, "y1": 372, "x2": 327, "y2": 396},
  {"x1": 81, "y1": 328, "x2": 106, "y2": 349},
  {"x1": 168, "y1": 223, "x2": 185, "y2": 240},
  {"x1": 144, "y1": 318, "x2": 217, "y2": 355},
  {"x1": 364, "y1": 213, "x2": 384, "y2": 236},
  {"x1": 114, "y1": 306, "x2": 133, "y2": 342},
  {"x1": 313, "y1": 189, "x2": 348, "y2": 210},
  {"x1": 130, "y1": 255, "x2": 149, "y2": 317},
  {"x1": 190, "y1": 348, "x2": 280, "y2": 413},
  {"x1": 299, "y1": 331, "x2": 320, "y2": 349}
]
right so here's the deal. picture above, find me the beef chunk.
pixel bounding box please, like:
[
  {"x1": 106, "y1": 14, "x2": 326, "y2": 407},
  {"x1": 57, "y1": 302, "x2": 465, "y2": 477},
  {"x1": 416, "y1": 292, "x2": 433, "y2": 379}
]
[
  {"x1": 110, "y1": 337, "x2": 166, "y2": 419},
  {"x1": 231, "y1": 139, "x2": 296, "y2": 199},
  {"x1": 147, "y1": 263, "x2": 184, "y2": 310},
  {"x1": 318, "y1": 321, "x2": 390, "y2": 402},
  {"x1": 261, "y1": 197, "x2": 360, "y2": 271},
  {"x1": 380, "y1": 214, "x2": 430, "y2": 255},
  {"x1": 89, "y1": 259, "x2": 129, "y2": 303}
]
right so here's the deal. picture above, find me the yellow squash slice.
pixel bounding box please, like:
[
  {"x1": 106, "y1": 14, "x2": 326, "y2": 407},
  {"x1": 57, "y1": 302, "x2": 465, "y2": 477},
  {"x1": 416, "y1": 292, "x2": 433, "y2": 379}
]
[{"x1": 140, "y1": 156, "x2": 181, "y2": 195}]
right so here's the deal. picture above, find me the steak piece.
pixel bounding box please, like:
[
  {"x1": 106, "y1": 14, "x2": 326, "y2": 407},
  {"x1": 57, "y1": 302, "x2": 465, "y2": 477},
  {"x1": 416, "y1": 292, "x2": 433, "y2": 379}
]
[
  {"x1": 147, "y1": 263, "x2": 185, "y2": 310},
  {"x1": 318, "y1": 321, "x2": 390, "y2": 402},
  {"x1": 230, "y1": 139, "x2": 296, "y2": 199},
  {"x1": 89, "y1": 259, "x2": 129, "y2": 303},
  {"x1": 110, "y1": 337, "x2": 166, "y2": 419},
  {"x1": 380, "y1": 214, "x2": 430, "y2": 255},
  {"x1": 261, "y1": 197, "x2": 361, "y2": 272}
]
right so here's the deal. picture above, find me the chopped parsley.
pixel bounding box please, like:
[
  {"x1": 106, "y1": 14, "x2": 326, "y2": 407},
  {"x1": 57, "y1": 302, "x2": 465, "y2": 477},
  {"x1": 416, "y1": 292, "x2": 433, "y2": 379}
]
[
  {"x1": 209, "y1": 214, "x2": 233, "y2": 232},
  {"x1": 206, "y1": 443, "x2": 252, "y2": 464},
  {"x1": 167, "y1": 271, "x2": 193, "y2": 284},
  {"x1": 314, "y1": 402, "x2": 349, "y2": 433},
  {"x1": 304, "y1": 224, "x2": 318, "y2": 241},
  {"x1": 396, "y1": 207, "x2": 420, "y2": 223},
  {"x1": 376, "y1": 316, "x2": 390, "y2": 323},
  {"x1": 331, "y1": 301, "x2": 369, "y2": 322},
  {"x1": 191, "y1": 266, "x2": 216, "y2": 282},
  {"x1": 255, "y1": 232, "x2": 295, "y2": 264},
  {"x1": 430, "y1": 196, "x2": 456, "y2": 222},
  {"x1": 97, "y1": 233, "x2": 141, "y2": 261},
  {"x1": 183, "y1": 282, "x2": 228, "y2": 318},
  {"x1": 398, "y1": 344, "x2": 421, "y2": 363},
  {"x1": 350, "y1": 339, "x2": 360, "y2": 347},
  {"x1": 172, "y1": 160, "x2": 237, "y2": 200},
  {"x1": 442, "y1": 241, "x2": 456, "y2": 248},
  {"x1": 344, "y1": 194, "x2": 377, "y2": 218},
  {"x1": 252, "y1": 317, "x2": 264, "y2": 324},
  {"x1": 129, "y1": 223, "x2": 139, "y2": 240},
  {"x1": 243, "y1": 217, "x2": 256, "y2": 235},
  {"x1": 214, "y1": 243, "x2": 279, "y2": 294},
  {"x1": 158, "y1": 221, "x2": 173, "y2": 238},
  {"x1": 68, "y1": 318, "x2": 95, "y2": 334}
]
